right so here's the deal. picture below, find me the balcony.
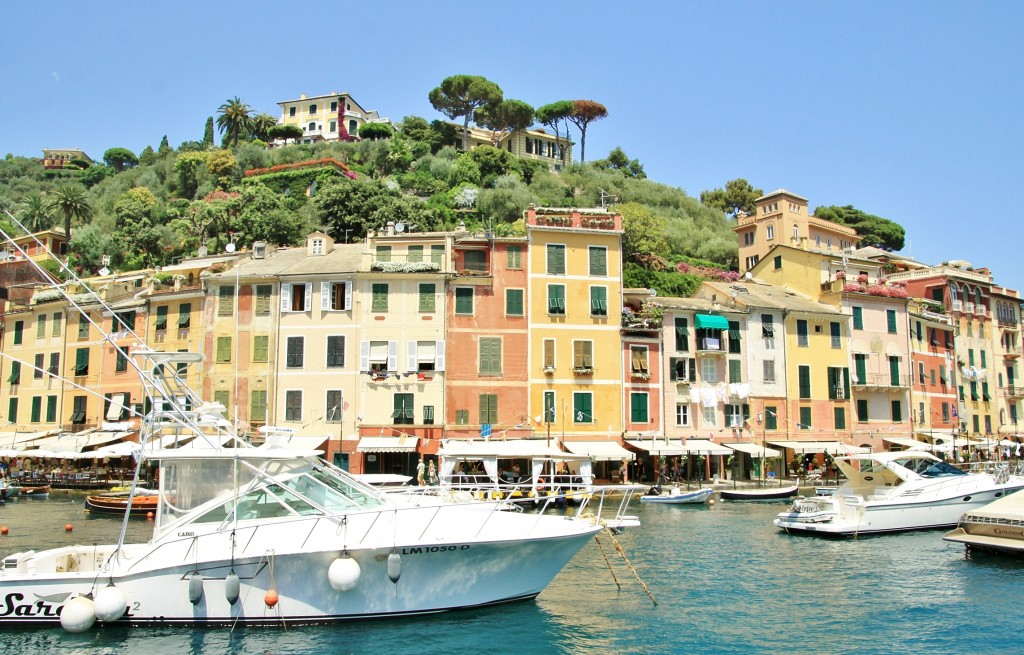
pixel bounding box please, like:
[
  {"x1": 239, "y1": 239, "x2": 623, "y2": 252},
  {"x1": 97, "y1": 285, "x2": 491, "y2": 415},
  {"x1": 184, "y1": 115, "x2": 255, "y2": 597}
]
[
  {"x1": 696, "y1": 337, "x2": 727, "y2": 354},
  {"x1": 964, "y1": 302, "x2": 976, "y2": 314},
  {"x1": 851, "y1": 373, "x2": 913, "y2": 390},
  {"x1": 951, "y1": 300, "x2": 964, "y2": 312},
  {"x1": 976, "y1": 305, "x2": 988, "y2": 317}
]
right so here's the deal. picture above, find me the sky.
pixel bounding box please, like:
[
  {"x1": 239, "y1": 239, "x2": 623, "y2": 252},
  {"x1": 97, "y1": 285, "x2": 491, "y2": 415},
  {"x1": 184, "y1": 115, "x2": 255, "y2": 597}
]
[{"x1": 3, "y1": 1, "x2": 1023, "y2": 290}]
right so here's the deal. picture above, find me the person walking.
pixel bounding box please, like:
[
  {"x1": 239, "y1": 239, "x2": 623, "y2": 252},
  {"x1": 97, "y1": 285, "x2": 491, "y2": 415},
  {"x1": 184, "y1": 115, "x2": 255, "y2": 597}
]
[{"x1": 416, "y1": 457, "x2": 426, "y2": 486}]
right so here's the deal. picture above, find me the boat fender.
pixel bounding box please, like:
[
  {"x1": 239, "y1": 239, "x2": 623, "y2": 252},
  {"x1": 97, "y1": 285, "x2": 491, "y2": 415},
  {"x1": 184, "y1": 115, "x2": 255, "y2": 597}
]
[
  {"x1": 94, "y1": 584, "x2": 128, "y2": 622},
  {"x1": 225, "y1": 572, "x2": 240, "y2": 605},
  {"x1": 188, "y1": 572, "x2": 204, "y2": 605},
  {"x1": 387, "y1": 551, "x2": 401, "y2": 584},
  {"x1": 328, "y1": 555, "x2": 361, "y2": 592},
  {"x1": 60, "y1": 594, "x2": 97, "y2": 633},
  {"x1": 264, "y1": 587, "x2": 279, "y2": 608}
]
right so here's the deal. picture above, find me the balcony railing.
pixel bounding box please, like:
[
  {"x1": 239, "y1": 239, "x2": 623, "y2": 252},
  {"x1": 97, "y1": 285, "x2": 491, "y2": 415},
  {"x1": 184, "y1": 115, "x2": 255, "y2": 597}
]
[
  {"x1": 951, "y1": 300, "x2": 964, "y2": 312},
  {"x1": 851, "y1": 373, "x2": 913, "y2": 388},
  {"x1": 696, "y1": 337, "x2": 726, "y2": 353},
  {"x1": 976, "y1": 305, "x2": 988, "y2": 317},
  {"x1": 1006, "y1": 385, "x2": 1024, "y2": 398},
  {"x1": 964, "y1": 302, "x2": 975, "y2": 314}
]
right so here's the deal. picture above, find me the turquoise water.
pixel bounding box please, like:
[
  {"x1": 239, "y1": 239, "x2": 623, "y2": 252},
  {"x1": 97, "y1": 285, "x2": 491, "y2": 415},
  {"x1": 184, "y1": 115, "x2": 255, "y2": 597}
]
[{"x1": 2, "y1": 493, "x2": 1021, "y2": 654}]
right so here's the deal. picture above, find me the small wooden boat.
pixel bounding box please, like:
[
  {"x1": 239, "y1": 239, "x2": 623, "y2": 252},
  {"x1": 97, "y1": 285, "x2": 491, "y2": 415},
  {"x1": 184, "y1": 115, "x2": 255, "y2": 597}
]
[
  {"x1": 720, "y1": 484, "x2": 799, "y2": 501},
  {"x1": 84, "y1": 491, "x2": 159, "y2": 516},
  {"x1": 14, "y1": 484, "x2": 51, "y2": 498},
  {"x1": 640, "y1": 487, "x2": 714, "y2": 504}
]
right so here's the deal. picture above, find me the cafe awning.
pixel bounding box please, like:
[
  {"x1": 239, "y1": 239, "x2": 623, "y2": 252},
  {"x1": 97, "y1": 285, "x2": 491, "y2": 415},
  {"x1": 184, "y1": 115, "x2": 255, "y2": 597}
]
[
  {"x1": 357, "y1": 436, "x2": 419, "y2": 453},
  {"x1": 768, "y1": 440, "x2": 870, "y2": 454},
  {"x1": 694, "y1": 314, "x2": 729, "y2": 330},
  {"x1": 436, "y1": 440, "x2": 586, "y2": 459},
  {"x1": 626, "y1": 439, "x2": 733, "y2": 456},
  {"x1": 562, "y1": 440, "x2": 633, "y2": 461},
  {"x1": 723, "y1": 442, "x2": 781, "y2": 458}
]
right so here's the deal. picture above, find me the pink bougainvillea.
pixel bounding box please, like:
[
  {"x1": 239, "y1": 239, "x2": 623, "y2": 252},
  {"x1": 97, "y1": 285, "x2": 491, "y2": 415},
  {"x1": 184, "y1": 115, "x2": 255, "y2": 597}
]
[
  {"x1": 843, "y1": 283, "x2": 864, "y2": 293},
  {"x1": 676, "y1": 262, "x2": 742, "y2": 282},
  {"x1": 244, "y1": 158, "x2": 353, "y2": 177}
]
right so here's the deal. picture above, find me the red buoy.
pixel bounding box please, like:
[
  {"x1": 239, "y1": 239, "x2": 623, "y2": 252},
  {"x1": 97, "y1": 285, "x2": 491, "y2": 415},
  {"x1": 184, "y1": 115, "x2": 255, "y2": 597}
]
[
  {"x1": 146, "y1": 512, "x2": 154, "y2": 521},
  {"x1": 1, "y1": 526, "x2": 9, "y2": 535},
  {"x1": 65, "y1": 523, "x2": 73, "y2": 533},
  {"x1": 264, "y1": 588, "x2": 279, "y2": 608}
]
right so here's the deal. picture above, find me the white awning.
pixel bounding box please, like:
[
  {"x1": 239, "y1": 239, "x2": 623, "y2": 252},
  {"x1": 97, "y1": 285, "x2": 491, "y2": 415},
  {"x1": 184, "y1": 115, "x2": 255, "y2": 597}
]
[
  {"x1": 29, "y1": 429, "x2": 134, "y2": 453},
  {"x1": 883, "y1": 437, "x2": 932, "y2": 451},
  {"x1": 0, "y1": 430, "x2": 60, "y2": 449},
  {"x1": 768, "y1": 440, "x2": 871, "y2": 454},
  {"x1": 722, "y1": 442, "x2": 781, "y2": 458},
  {"x1": 357, "y1": 436, "x2": 419, "y2": 453},
  {"x1": 626, "y1": 439, "x2": 733, "y2": 456},
  {"x1": 562, "y1": 440, "x2": 633, "y2": 461},
  {"x1": 436, "y1": 439, "x2": 587, "y2": 459},
  {"x1": 92, "y1": 441, "x2": 143, "y2": 457}
]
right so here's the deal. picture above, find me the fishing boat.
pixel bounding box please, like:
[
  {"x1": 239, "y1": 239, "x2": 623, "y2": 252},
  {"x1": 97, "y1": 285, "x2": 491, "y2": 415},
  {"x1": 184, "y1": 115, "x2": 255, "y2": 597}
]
[
  {"x1": 719, "y1": 484, "x2": 799, "y2": 501},
  {"x1": 943, "y1": 489, "x2": 1024, "y2": 556},
  {"x1": 84, "y1": 490, "x2": 158, "y2": 516},
  {"x1": 640, "y1": 486, "x2": 713, "y2": 505},
  {"x1": 774, "y1": 451, "x2": 1024, "y2": 536},
  {"x1": 10, "y1": 484, "x2": 51, "y2": 498}
]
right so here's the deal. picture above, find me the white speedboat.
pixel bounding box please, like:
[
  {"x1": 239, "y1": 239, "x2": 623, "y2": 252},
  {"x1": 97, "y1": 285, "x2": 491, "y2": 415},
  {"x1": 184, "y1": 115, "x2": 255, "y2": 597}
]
[
  {"x1": 640, "y1": 486, "x2": 713, "y2": 504},
  {"x1": 944, "y1": 489, "x2": 1024, "y2": 556},
  {"x1": 0, "y1": 351, "x2": 605, "y2": 630},
  {"x1": 774, "y1": 451, "x2": 1024, "y2": 537}
]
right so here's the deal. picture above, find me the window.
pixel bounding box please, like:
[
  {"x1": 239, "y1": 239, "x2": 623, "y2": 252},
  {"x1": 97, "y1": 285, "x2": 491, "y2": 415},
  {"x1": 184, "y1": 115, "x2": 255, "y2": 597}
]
[
  {"x1": 701, "y1": 357, "x2": 718, "y2": 383},
  {"x1": 981, "y1": 350, "x2": 987, "y2": 368},
  {"x1": 323, "y1": 281, "x2": 352, "y2": 311},
  {"x1": 455, "y1": 410, "x2": 469, "y2": 425},
  {"x1": 763, "y1": 359, "x2": 776, "y2": 383},
  {"x1": 31, "y1": 396, "x2": 41, "y2": 423},
  {"x1": 73, "y1": 348, "x2": 89, "y2": 376},
  {"x1": 588, "y1": 246, "x2": 607, "y2": 276},
  {"x1": 543, "y1": 339, "x2": 556, "y2": 369},
  {"x1": 830, "y1": 322, "x2": 841, "y2": 348},
  {"x1": 7, "y1": 360, "x2": 20, "y2": 384},
  {"x1": 857, "y1": 399, "x2": 869, "y2": 422},
  {"x1": 766, "y1": 224, "x2": 775, "y2": 240},
  {"x1": 218, "y1": 286, "x2": 235, "y2": 317},
  {"x1": 70, "y1": 395, "x2": 87, "y2": 424},
  {"x1": 670, "y1": 357, "x2": 696, "y2": 382},
  {"x1": 409, "y1": 341, "x2": 441, "y2": 373},
  {"x1": 252, "y1": 335, "x2": 269, "y2": 363},
  {"x1": 573, "y1": 340, "x2": 594, "y2": 370},
  {"x1": 289, "y1": 106, "x2": 296, "y2": 117},
  {"x1": 590, "y1": 287, "x2": 608, "y2": 316},
  {"x1": 918, "y1": 361, "x2": 926, "y2": 384},
  {"x1": 889, "y1": 356, "x2": 900, "y2": 386},
  {"x1": 33, "y1": 353, "x2": 44, "y2": 379},
  {"x1": 178, "y1": 303, "x2": 191, "y2": 328},
  {"x1": 214, "y1": 390, "x2": 230, "y2": 411},
  {"x1": 729, "y1": 359, "x2": 742, "y2": 383},
  {"x1": 282, "y1": 283, "x2": 311, "y2": 312},
  {"x1": 798, "y1": 365, "x2": 811, "y2": 399},
  {"x1": 799, "y1": 407, "x2": 812, "y2": 430},
  {"x1": 630, "y1": 346, "x2": 649, "y2": 374},
  {"x1": 52, "y1": 312, "x2": 62, "y2": 337},
  {"x1": 36, "y1": 314, "x2": 46, "y2": 339},
  {"x1": 371, "y1": 283, "x2": 389, "y2": 312},
  {"x1": 726, "y1": 404, "x2": 749, "y2": 428},
  {"x1": 891, "y1": 400, "x2": 903, "y2": 422},
  {"x1": 463, "y1": 250, "x2": 486, "y2": 272},
  {"x1": 246, "y1": 285, "x2": 269, "y2": 317},
  {"x1": 676, "y1": 403, "x2": 690, "y2": 426},
  {"x1": 285, "y1": 390, "x2": 303, "y2": 422},
  {"x1": 834, "y1": 407, "x2": 846, "y2": 430},
  {"x1": 506, "y1": 289, "x2": 524, "y2": 316},
  {"x1": 573, "y1": 393, "x2": 593, "y2": 423},
  {"x1": 507, "y1": 245, "x2": 523, "y2": 269},
  {"x1": 286, "y1": 337, "x2": 304, "y2": 368},
  {"x1": 364, "y1": 340, "x2": 393, "y2": 374},
  {"x1": 407, "y1": 245, "x2": 424, "y2": 263},
  {"x1": 796, "y1": 320, "x2": 808, "y2": 347},
  {"x1": 982, "y1": 381, "x2": 991, "y2": 402},
  {"x1": 703, "y1": 406, "x2": 718, "y2": 427},
  {"x1": 250, "y1": 390, "x2": 267, "y2": 422},
  {"x1": 774, "y1": 255, "x2": 782, "y2": 269},
  {"x1": 216, "y1": 337, "x2": 231, "y2": 363},
  {"x1": 115, "y1": 349, "x2": 128, "y2": 372},
  {"x1": 78, "y1": 315, "x2": 89, "y2": 339},
  {"x1": 544, "y1": 391, "x2": 556, "y2": 423},
  {"x1": 765, "y1": 407, "x2": 778, "y2": 430},
  {"x1": 430, "y1": 245, "x2": 445, "y2": 266},
  {"x1": 547, "y1": 244, "x2": 566, "y2": 275},
  {"x1": 728, "y1": 321, "x2": 741, "y2": 353},
  {"x1": 455, "y1": 287, "x2": 474, "y2": 315},
  {"x1": 48, "y1": 352, "x2": 59, "y2": 376},
  {"x1": 630, "y1": 393, "x2": 649, "y2": 423},
  {"x1": 154, "y1": 305, "x2": 168, "y2": 331},
  {"x1": 479, "y1": 337, "x2": 502, "y2": 375},
  {"x1": 423, "y1": 405, "x2": 434, "y2": 425},
  {"x1": 13, "y1": 320, "x2": 23, "y2": 345},
  {"x1": 828, "y1": 367, "x2": 849, "y2": 400},
  {"x1": 548, "y1": 284, "x2": 566, "y2": 314},
  {"x1": 886, "y1": 309, "x2": 897, "y2": 334},
  {"x1": 674, "y1": 318, "x2": 689, "y2": 351},
  {"x1": 308, "y1": 103, "x2": 317, "y2": 113},
  {"x1": 390, "y1": 393, "x2": 414, "y2": 425},
  {"x1": 327, "y1": 336, "x2": 345, "y2": 367},
  {"x1": 330, "y1": 100, "x2": 338, "y2": 112},
  {"x1": 7, "y1": 397, "x2": 17, "y2": 423},
  {"x1": 478, "y1": 394, "x2": 497, "y2": 425},
  {"x1": 852, "y1": 306, "x2": 863, "y2": 330}
]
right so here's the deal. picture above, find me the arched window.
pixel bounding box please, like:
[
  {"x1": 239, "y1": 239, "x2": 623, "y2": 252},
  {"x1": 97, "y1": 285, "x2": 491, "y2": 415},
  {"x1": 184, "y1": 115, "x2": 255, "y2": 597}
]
[
  {"x1": 949, "y1": 283, "x2": 960, "y2": 301},
  {"x1": 792, "y1": 224, "x2": 799, "y2": 240},
  {"x1": 766, "y1": 224, "x2": 775, "y2": 240}
]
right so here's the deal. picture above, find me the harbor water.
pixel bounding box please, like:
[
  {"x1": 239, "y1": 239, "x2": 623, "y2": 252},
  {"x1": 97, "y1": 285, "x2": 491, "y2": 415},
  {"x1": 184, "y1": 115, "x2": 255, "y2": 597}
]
[{"x1": 1, "y1": 491, "x2": 1021, "y2": 655}]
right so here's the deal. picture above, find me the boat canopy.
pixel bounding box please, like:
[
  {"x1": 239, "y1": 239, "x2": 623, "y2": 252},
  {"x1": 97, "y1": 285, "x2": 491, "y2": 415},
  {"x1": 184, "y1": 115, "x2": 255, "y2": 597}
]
[{"x1": 883, "y1": 437, "x2": 933, "y2": 451}]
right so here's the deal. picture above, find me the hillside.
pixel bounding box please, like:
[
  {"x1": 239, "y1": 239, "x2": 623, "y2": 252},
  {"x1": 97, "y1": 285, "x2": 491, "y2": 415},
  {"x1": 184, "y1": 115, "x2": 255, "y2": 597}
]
[{"x1": 0, "y1": 124, "x2": 739, "y2": 295}]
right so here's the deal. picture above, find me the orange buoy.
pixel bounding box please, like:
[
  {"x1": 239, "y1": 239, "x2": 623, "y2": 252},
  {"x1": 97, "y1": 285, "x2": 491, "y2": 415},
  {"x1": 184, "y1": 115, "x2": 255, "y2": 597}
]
[
  {"x1": 264, "y1": 588, "x2": 279, "y2": 609},
  {"x1": 146, "y1": 512, "x2": 154, "y2": 521},
  {"x1": 1, "y1": 526, "x2": 8, "y2": 535},
  {"x1": 65, "y1": 523, "x2": 73, "y2": 532}
]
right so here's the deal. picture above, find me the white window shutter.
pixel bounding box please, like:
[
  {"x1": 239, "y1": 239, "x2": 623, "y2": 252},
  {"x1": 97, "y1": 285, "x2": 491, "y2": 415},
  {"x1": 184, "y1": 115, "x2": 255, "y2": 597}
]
[
  {"x1": 407, "y1": 341, "x2": 417, "y2": 373},
  {"x1": 435, "y1": 340, "x2": 446, "y2": 371},
  {"x1": 387, "y1": 341, "x2": 398, "y2": 372},
  {"x1": 344, "y1": 281, "x2": 352, "y2": 310},
  {"x1": 359, "y1": 341, "x2": 370, "y2": 372},
  {"x1": 303, "y1": 283, "x2": 312, "y2": 311},
  {"x1": 280, "y1": 284, "x2": 291, "y2": 312},
  {"x1": 320, "y1": 282, "x2": 330, "y2": 311}
]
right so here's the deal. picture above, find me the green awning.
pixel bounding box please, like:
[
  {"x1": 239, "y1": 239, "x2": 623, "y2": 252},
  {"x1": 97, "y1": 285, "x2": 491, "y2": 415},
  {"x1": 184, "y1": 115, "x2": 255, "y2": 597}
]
[{"x1": 694, "y1": 314, "x2": 729, "y2": 330}]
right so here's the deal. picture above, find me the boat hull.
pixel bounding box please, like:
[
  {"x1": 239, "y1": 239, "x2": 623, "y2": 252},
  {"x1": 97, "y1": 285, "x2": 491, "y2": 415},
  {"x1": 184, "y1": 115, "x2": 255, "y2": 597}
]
[
  {"x1": 640, "y1": 488, "x2": 713, "y2": 504},
  {"x1": 720, "y1": 485, "x2": 798, "y2": 501},
  {"x1": 84, "y1": 495, "x2": 159, "y2": 516}
]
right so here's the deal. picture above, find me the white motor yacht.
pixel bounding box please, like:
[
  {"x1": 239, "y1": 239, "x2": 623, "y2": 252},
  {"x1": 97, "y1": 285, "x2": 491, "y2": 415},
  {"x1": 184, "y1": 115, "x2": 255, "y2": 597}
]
[
  {"x1": 944, "y1": 488, "x2": 1024, "y2": 556},
  {"x1": 774, "y1": 451, "x2": 1024, "y2": 536}
]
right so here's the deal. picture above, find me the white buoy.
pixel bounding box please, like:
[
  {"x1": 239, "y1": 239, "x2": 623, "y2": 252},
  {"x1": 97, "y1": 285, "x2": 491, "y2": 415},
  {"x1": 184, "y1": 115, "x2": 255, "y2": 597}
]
[
  {"x1": 328, "y1": 555, "x2": 361, "y2": 591},
  {"x1": 709, "y1": 499, "x2": 716, "y2": 505},
  {"x1": 188, "y1": 572, "x2": 204, "y2": 605},
  {"x1": 387, "y1": 552, "x2": 401, "y2": 584},
  {"x1": 225, "y1": 572, "x2": 240, "y2": 605},
  {"x1": 94, "y1": 584, "x2": 128, "y2": 622},
  {"x1": 60, "y1": 595, "x2": 96, "y2": 633}
]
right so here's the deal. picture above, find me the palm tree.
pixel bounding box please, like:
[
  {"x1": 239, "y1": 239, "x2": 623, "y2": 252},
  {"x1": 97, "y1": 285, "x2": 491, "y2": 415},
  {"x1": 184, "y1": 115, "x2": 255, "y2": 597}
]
[
  {"x1": 216, "y1": 97, "x2": 253, "y2": 148},
  {"x1": 250, "y1": 113, "x2": 278, "y2": 142},
  {"x1": 19, "y1": 194, "x2": 54, "y2": 232},
  {"x1": 47, "y1": 183, "x2": 93, "y2": 243}
]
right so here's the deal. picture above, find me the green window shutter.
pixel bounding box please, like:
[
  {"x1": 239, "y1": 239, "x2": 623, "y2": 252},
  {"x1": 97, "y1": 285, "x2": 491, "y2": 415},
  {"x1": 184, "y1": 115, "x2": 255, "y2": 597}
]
[
  {"x1": 728, "y1": 321, "x2": 741, "y2": 353},
  {"x1": 547, "y1": 244, "x2": 565, "y2": 274},
  {"x1": 630, "y1": 392, "x2": 648, "y2": 422},
  {"x1": 372, "y1": 283, "x2": 389, "y2": 312},
  {"x1": 729, "y1": 359, "x2": 742, "y2": 383},
  {"x1": 78, "y1": 316, "x2": 89, "y2": 339},
  {"x1": 376, "y1": 245, "x2": 391, "y2": 262},
  {"x1": 939, "y1": 364, "x2": 947, "y2": 384},
  {"x1": 674, "y1": 318, "x2": 689, "y2": 351},
  {"x1": 455, "y1": 409, "x2": 468, "y2": 425},
  {"x1": 13, "y1": 320, "x2": 23, "y2": 345},
  {"x1": 407, "y1": 245, "x2": 423, "y2": 263},
  {"x1": 889, "y1": 356, "x2": 900, "y2": 386},
  {"x1": 30, "y1": 396, "x2": 41, "y2": 422},
  {"x1": 548, "y1": 285, "x2": 566, "y2": 314},
  {"x1": 688, "y1": 358, "x2": 697, "y2": 382},
  {"x1": 455, "y1": 287, "x2": 474, "y2": 314},
  {"x1": 968, "y1": 350, "x2": 975, "y2": 366},
  {"x1": 250, "y1": 390, "x2": 267, "y2": 421},
  {"x1": 544, "y1": 392, "x2": 556, "y2": 423},
  {"x1": 327, "y1": 336, "x2": 345, "y2": 367},
  {"x1": 857, "y1": 399, "x2": 868, "y2": 421},
  {"x1": 834, "y1": 407, "x2": 846, "y2": 430},
  {"x1": 982, "y1": 382, "x2": 991, "y2": 401},
  {"x1": 796, "y1": 320, "x2": 808, "y2": 346},
  {"x1": 573, "y1": 393, "x2": 593, "y2": 423},
  {"x1": 214, "y1": 390, "x2": 230, "y2": 409},
  {"x1": 36, "y1": 314, "x2": 46, "y2": 338},
  {"x1": 52, "y1": 313, "x2": 62, "y2": 337},
  {"x1": 891, "y1": 400, "x2": 902, "y2": 422},
  {"x1": 765, "y1": 407, "x2": 778, "y2": 430},
  {"x1": 799, "y1": 407, "x2": 812, "y2": 429},
  {"x1": 155, "y1": 305, "x2": 168, "y2": 330},
  {"x1": 588, "y1": 247, "x2": 607, "y2": 276},
  {"x1": 886, "y1": 309, "x2": 897, "y2": 333},
  {"x1": 479, "y1": 338, "x2": 501, "y2": 374},
  {"x1": 827, "y1": 367, "x2": 839, "y2": 400},
  {"x1": 178, "y1": 303, "x2": 191, "y2": 327},
  {"x1": 7, "y1": 397, "x2": 17, "y2": 423},
  {"x1": 852, "y1": 306, "x2": 863, "y2": 330},
  {"x1": 217, "y1": 336, "x2": 232, "y2": 363},
  {"x1": 115, "y1": 350, "x2": 128, "y2": 372},
  {"x1": 253, "y1": 335, "x2": 269, "y2": 362},
  {"x1": 590, "y1": 287, "x2": 607, "y2": 315},
  {"x1": 506, "y1": 289, "x2": 524, "y2": 316},
  {"x1": 419, "y1": 283, "x2": 436, "y2": 312},
  {"x1": 7, "y1": 361, "x2": 21, "y2": 384},
  {"x1": 506, "y1": 245, "x2": 522, "y2": 269},
  {"x1": 855, "y1": 354, "x2": 867, "y2": 384},
  {"x1": 798, "y1": 365, "x2": 811, "y2": 399},
  {"x1": 981, "y1": 351, "x2": 987, "y2": 368},
  {"x1": 218, "y1": 286, "x2": 235, "y2": 317},
  {"x1": 843, "y1": 367, "x2": 851, "y2": 399},
  {"x1": 74, "y1": 348, "x2": 89, "y2": 375},
  {"x1": 255, "y1": 285, "x2": 272, "y2": 316},
  {"x1": 479, "y1": 394, "x2": 497, "y2": 424},
  {"x1": 430, "y1": 245, "x2": 445, "y2": 265}
]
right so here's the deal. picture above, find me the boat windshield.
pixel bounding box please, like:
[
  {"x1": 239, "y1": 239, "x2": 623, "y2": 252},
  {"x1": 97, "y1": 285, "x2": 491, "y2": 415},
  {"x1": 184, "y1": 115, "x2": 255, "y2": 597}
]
[{"x1": 896, "y1": 457, "x2": 967, "y2": 477}]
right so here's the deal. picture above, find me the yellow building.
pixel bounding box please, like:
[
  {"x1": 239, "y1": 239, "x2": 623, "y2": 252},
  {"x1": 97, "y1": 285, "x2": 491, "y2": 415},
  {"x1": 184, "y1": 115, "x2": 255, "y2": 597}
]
[
  {"x1": 453, "y1": 125, "x2": 573, "y2": 171},
  {"x1": 525, "y1": 207, "x2": 623, "y2": 444},
  {"x1": 276, "y1": 92, "x2": 389, "y2": 143},
  {"x1": 41, "y1": 148, "x2": 93, "y2": 169},
  {"x1": 733, "y1": 189, "x2": 859, "y2": 274}
]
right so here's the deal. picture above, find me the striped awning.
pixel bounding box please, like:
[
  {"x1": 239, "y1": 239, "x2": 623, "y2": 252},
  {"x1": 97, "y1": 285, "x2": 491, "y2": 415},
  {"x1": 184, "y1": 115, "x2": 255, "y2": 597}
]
[{"x1": 357, "y1": 436, "x2": 419, "y2": 453}]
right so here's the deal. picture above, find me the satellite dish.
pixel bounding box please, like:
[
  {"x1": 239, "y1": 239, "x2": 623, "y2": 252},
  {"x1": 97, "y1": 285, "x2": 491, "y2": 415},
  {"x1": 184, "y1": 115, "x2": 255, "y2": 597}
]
[
  {"x1": 648, "y1": 288, "x2": 657, "y2": 297},
  {"x1": 744, "y1": 272, "x2": 752, "y2": 280},
  {"x1": 225, "y1": 243, "x2": 236, "y2": 253},
  {"x1": 197, "y1": 246, "x2": 209, "y2": 257},
  {"x1": 395, "y1": 222, "x2": 405, "y2": 233}
]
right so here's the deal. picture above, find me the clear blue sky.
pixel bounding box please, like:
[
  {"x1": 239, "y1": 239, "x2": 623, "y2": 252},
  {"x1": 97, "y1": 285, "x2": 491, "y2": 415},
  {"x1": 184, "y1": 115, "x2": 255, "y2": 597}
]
[{"x1": 3, "y1": 2, "x2": 1022, "y2": 290}]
